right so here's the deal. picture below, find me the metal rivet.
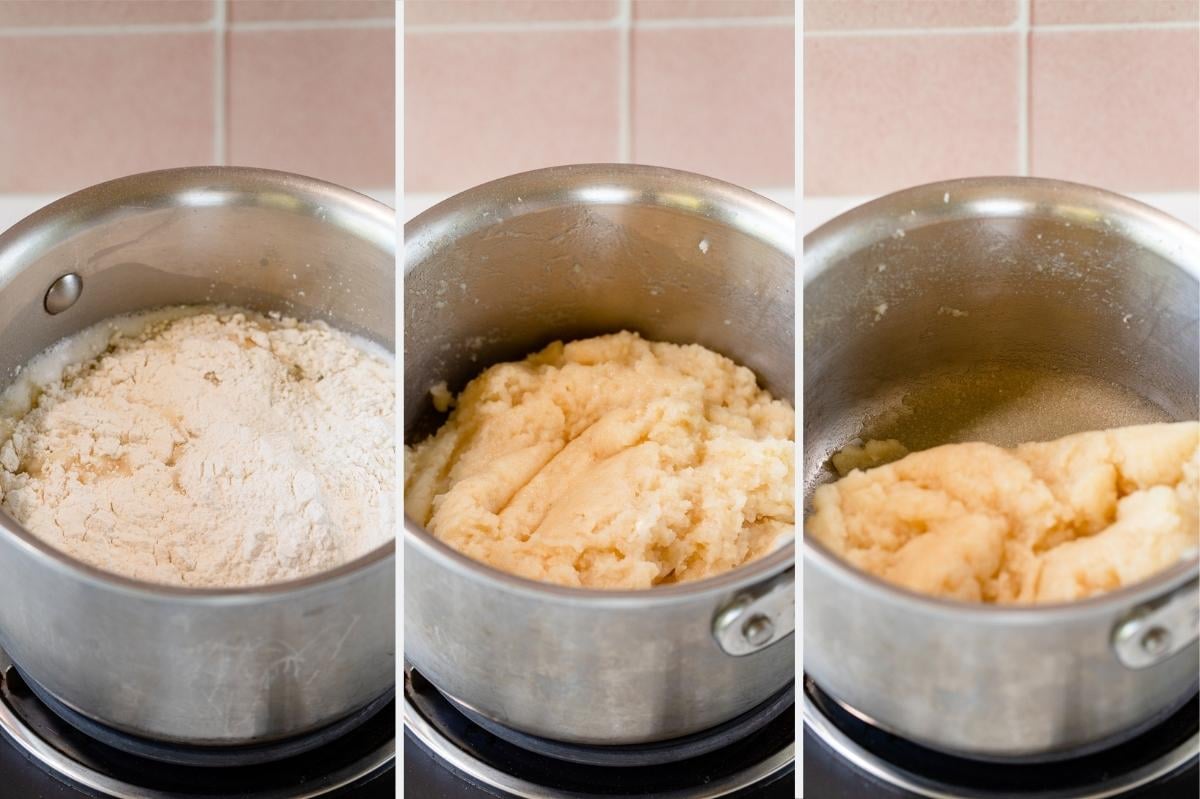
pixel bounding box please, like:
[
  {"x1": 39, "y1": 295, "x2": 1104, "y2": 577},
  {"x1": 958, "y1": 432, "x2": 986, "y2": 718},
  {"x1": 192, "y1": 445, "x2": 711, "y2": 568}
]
[
  {"x1": 44, "y1": 273, "x2": 82, "y2": 315},
  {"x1": 1141, "y1": 626, "x2": 1172, "y2": 656},
  {"x1": 742, "y1": 614, "x2": 774, "y2": 647}
]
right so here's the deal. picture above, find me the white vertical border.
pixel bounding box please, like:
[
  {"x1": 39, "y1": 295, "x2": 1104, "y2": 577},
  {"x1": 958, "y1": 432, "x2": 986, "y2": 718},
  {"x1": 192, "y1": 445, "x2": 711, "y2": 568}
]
[
  {"x1": 617, "y1": 0, "x2": 632, "y2": 161},
  {"x1": 795, "y1": 2, "x2": 804, "y2": 796},
  {"x1": 212, "y1": 0, "x2": 226, "y2": 165},
  {"x1": 1017, "y1": 0, "x2": 1030, "y2": 175},
  {"x1": 395, "y1": 0, "x2": 405, "y2": 789}
]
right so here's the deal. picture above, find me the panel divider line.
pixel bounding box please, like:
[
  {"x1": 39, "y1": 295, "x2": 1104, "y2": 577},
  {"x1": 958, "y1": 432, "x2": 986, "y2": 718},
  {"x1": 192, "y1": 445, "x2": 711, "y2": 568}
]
[
  {"x1": 213, "y1": 0, "x2": 226, "y2": 165},
  {"x1": 618, "y1": 0, "x2": 632, "y2": 162},
  {"x1": 1018, "y1": 0, "x2": 1030, "y2": 176}
]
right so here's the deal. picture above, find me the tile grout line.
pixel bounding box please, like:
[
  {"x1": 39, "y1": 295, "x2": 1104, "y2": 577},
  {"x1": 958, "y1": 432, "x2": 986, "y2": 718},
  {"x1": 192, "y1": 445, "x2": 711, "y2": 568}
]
[
  {"x1": 803, "y1": 19, "x2": 1198, "y2": 38},
  {"x1": 213, "y1": 0, "x2": 226, "y2": 166},
  {"x1": 1018, "y1": 0, "x2": 1030, "y2": 176},
  {"x1": 1029, "y1": 19, "x2": 1200, "y2": 33},
  {"x1": 633, "y1": 16, "x2": 794, "y2": 29},
  {"x1": 407, "y1": 18, "x2": 619, "y2": 35},
  {"x1": 0, "y1": 17, "x2": 395, "y2": 37},
  {"x1": 805, "y1": 23, "x2": 1016, "y2": 38},
  {"x1": 620, "y1": 3, "x2": 632, "y2": 160},
  {"x1": 406, "y1": 16, "x2": 792, "y2": 35},
  {"x1": 0, "y1": 22, "x2": 213, "y2": 36},
  {"x1": 228, "y1": 17, "x2": 396, "y2": 31},
  {"x1": 8, "y1": 14, "x2": 1190, "y2": 39}
]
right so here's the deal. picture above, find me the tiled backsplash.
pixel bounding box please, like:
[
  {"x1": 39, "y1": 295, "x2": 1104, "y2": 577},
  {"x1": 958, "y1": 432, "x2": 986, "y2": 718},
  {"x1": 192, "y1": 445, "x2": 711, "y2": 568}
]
[
  {"x1": 804, "y1": 0, "x2": 1200, "y2": 196},
  {"x1": 0, "y1": 0, "x2": 394, "y2": 195},
  {"x1": 404, "y1": 0, "x2": 795, "y2": 194},
  {"x1": 4, "y1": 1, "x2": 1192, "y2": 205}
]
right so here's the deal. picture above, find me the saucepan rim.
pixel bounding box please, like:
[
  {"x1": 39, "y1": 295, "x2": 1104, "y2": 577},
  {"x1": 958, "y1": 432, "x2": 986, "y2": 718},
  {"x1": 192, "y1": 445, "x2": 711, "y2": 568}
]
[
  {"x1": 802, "y1": 175, "x2": 1200, "y2": 622},
  {"x1": 403, "y1": 163, "x2": 798, "y2": 605},
  {"x1": 0, "y1": 166, "x2": 397, "y2": 603}
]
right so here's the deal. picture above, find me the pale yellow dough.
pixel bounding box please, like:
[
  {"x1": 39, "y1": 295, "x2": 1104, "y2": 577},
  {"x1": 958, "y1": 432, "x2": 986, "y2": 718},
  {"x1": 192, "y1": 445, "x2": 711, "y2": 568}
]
[
  {"x1": 405, "y1": 332, "x2": 795, "y2": 589},
  {"x1": 808, "y1": 423, "x2": 1199, "y2": 603}
]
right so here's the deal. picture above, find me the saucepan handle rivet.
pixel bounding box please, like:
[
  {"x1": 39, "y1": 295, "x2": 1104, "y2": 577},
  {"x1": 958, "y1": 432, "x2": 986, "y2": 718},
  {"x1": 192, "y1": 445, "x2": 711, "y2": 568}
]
[
  {"x1": 44, "y1": 273, "x2": 83, "y2": 315},
  {"x1": 742, "y1": 614, "x2": 774, "y2": 646},
  {"x1": 1140, "y1": 626, "x2": 1172, "y2": 656},
  {"x1": 1112, "y1": 579, "x2": 1199, "y2": 669},
  {"x1": 712, "y1": 568, "x2": 794, "y2": 656}
]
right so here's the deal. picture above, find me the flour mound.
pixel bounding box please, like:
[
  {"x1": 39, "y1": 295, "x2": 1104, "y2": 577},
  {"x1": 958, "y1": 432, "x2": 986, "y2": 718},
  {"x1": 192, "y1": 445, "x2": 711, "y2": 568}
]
[{"x1": 0, "y1": 309, "x2": 394, "y2": 588}]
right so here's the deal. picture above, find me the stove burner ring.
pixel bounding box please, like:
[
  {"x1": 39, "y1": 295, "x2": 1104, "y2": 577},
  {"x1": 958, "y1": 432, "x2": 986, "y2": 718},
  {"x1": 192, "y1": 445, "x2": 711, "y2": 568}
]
[
  {"x1": 822, "y1": 677, "x2": 1200, "y2": 765},
  {"x1": 0, "y1": 660, "x2": 394, "y2": 799},
  {"x1": 441, "y1": 681, "x2": 795, "y2": 766},
  {"x1": 20, "y1": 667, "x2": 393, "y2": 767},
  {"x1": 803, "y1": 678, "x2": 1199, "y2": 799},
  {"x1": 404, "y1": 667, "x2": 794, "y2": 798}
]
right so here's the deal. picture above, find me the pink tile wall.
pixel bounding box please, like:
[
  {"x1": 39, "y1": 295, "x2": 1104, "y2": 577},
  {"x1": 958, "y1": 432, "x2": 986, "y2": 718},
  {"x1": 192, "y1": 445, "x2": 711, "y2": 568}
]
[
  {"x1": 805, "y1": 0, "x2": 1200, "y2": 195},
  {"x1": 1030, "y1": 28, "x2": 1199, "y2": 190},
  {"x1": 1032, "y1": 0, "x2": 1199, "y2": 25},
  {"x1": 405, "y1": 1, "x2": 617, "y2": 25},
  {"x1": 0, "y1": 33, "x2": 215, "y2": 192},
  {"x1": 0, "y1": 0, "x2": 394, "y2": 194},
  {"x1": 0, "y1": 1, "x2": 213, "y2": 26},
  {"x1": 406, "y1": 29, "x2": 620, "y2": 193},
  {"x1": 805, "y1": 0, "x2": 1016, "y2": 30},
  {"x1": 635, "y1": 1, "x2": 795, "y2": 19},
  {"x1": 404, "y1": 3, "x2": 795, "y2": 194},
  {"x1": 228, "y1": 27, "x2": 394, "y2": 187},
  {"x1": 805, "y1": 33, "x2": 1019, "y2": 195},
  {"x1": 229, "y1": 0, "x2": 394, "y2": 22},
  {"x1": 633, "y1": 26, "x2": 794, "y2": 186}
]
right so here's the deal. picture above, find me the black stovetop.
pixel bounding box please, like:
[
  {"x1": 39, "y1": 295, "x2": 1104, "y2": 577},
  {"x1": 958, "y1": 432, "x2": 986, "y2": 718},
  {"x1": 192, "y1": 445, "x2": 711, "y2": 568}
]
[
  {"x1": 0, "y1": 663, "x2": 394, "y2": 798},
  {"x1": 803, "y1": 678, "x2": 1199, "y2": 799},
  {"x1": 404, "y1": 668, "x2": 795, "y2": 798},
  {"x1": 0, "y1": 744, "x2": 394, "y2": 799}
]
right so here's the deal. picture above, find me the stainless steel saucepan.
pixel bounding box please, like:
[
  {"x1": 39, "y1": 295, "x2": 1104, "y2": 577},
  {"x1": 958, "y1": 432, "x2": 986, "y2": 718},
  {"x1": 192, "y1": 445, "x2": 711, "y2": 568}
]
[
  {"x1": 404, "y1": 164, "x2": 796, "y2": 745},
  {"x1": 804, "y1": 177, "x2": 1200, "y2": 759},
  {"x1": 0, "y1": 167, "x2": 395, "y2": 747}
]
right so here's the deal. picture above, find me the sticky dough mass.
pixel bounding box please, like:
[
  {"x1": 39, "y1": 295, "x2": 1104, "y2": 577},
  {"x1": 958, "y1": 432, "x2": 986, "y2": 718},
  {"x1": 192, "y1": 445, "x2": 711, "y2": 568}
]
[
  {"x1": 808, "y1": 423, "x2": 1199, "y2": 603},
  {"x1": 404, "y1": 332, "x2": 795, "y2": 589}
]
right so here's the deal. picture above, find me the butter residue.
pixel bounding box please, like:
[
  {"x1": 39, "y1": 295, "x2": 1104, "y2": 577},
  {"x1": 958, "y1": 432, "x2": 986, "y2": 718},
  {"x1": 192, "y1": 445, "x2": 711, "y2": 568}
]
[{"x1": 830, "y1": 438, "x2": 909, "y2": 477}]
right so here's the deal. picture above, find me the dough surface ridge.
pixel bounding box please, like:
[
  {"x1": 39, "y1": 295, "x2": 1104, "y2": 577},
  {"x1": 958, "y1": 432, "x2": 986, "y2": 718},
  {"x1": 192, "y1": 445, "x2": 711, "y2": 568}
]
[
  {"x1": 808, "y1": 422, "x2": 1200, "y2": 603},
  {"x1": 405, "y1": 331, "x2": 796, "y2": 590}
]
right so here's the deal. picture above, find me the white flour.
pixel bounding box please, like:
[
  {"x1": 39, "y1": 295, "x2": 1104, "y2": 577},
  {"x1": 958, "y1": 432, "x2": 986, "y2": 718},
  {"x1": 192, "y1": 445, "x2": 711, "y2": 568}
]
[{"x1": 0, "y1": 307, "x2": 394, "y2": 588}]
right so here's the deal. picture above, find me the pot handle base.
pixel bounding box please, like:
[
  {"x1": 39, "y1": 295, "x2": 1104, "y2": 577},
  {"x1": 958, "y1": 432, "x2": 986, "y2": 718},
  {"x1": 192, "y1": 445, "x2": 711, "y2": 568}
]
[
  {"x1": 1112, "y1": 578, "x2": 1200, "y2": 669},
  {"x1": 712, "y1": 568, "x2": 795, "y2": 656}
]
